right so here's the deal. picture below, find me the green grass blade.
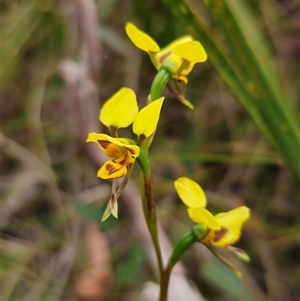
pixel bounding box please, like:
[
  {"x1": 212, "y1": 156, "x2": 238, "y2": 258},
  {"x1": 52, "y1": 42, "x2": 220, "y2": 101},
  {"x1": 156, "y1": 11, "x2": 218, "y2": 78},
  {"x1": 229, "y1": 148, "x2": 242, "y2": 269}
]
[{"x1": 163, "y1": 0, "x2": 300, "y2": 179}]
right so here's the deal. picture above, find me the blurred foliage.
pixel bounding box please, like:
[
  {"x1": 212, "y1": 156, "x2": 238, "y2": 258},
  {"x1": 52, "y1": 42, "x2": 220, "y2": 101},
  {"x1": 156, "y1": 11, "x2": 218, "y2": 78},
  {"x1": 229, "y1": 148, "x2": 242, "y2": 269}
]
[
  {"x1": 1, "y1": 0, "x2": 299, "y2": 301},
  {"x1": 164, "y1": 0, "x2": 299, "y2": 178}
]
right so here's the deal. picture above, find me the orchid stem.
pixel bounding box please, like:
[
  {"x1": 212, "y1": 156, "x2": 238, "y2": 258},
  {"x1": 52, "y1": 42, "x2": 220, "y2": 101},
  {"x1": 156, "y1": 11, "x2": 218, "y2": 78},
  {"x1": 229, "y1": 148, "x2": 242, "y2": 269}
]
[
  {"x1": 158, "y1": 264, "x2": 171, "y2": 301},
  {"x1": 140, "y1": 173, "x2": 164, "y2": 277},
  {"x1": 158, "y1": 230, "x2": 196, "y2": 301}
]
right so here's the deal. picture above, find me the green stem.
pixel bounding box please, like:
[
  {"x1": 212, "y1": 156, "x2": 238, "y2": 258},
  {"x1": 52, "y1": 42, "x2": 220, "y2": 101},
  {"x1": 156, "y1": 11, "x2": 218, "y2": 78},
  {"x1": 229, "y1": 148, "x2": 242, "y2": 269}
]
[
  {"x1": 140, "y1": 172, "x2": 164, "y2": 276},
  {"x1": 158, "y1": 232, "x2": 195, "y2": 301},
  {"x1": 158, "y1": 264, "x2": 172, "y2": 301},
  {"x1": 137, "y1": 146, "x2": 163, "y2": 275},
  {"x1": 138, "y1": 67, "x2": 171, "y2": 297},
  {"x1": 158, "y1": 225, "x2": 208, "y2": 301}
]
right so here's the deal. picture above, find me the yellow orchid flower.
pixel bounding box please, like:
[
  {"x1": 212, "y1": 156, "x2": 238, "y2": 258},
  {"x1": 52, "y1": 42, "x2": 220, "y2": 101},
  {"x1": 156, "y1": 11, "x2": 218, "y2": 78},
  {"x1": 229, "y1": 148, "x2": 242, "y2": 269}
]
[
  {"x1": 87, "y1": 88, "x2": 164, "y2": 179},
  {"x1": 87, "y1": 133, "x2": 140, "y2": 179},
  {"x1": 125, "y1": 22, "x2": 207, "y2": 84},
  {"x1": 174, "y1": 177, "x2": 250, "y2": 248}
]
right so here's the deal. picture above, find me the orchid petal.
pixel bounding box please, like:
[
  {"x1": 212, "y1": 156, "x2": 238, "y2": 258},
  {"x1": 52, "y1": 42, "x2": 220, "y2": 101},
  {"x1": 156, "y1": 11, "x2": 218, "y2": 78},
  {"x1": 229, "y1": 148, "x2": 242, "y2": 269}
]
[
  {"x1": 98, "y1": 160, "x2": 128, "y2": 179},
  {"x1": 174, "y1": 177, "x2": 207, "y2": 208},
  {"x1": 100, "y1": 87, "x2": 138, "y2": 128},
  {"x1": 188, "y1": 207, "x2": 221, "y2": 230},
  {"x1": 173, "y1": 41, "x2": 207, "y2": 63},
  {"x1": 133, "y1": 97, "x2": 164, "y2": 138}
]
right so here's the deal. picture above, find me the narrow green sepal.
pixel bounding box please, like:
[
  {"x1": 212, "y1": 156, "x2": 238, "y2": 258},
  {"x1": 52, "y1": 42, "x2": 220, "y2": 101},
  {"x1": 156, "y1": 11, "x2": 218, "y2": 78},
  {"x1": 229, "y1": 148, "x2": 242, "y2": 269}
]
[
  {"x1": 136, "y1": 145, "x2": 151, "y2": 177},
  {"x1": 150, "y1": 68, "x2": 171, "y2": 101}
]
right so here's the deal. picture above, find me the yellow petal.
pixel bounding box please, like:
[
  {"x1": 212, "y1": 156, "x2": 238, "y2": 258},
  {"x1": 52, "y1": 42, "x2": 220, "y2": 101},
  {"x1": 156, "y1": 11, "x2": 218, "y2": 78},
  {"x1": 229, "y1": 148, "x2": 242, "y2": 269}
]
[
  {"x1": 188, "y1": 207, "x2": 221, "y2": 230},
  {"x1": 87, "y1": 133, "x2": 140, "y2": 158},
  {"x1": 155, "y1": 36, "x2": 193, "y2": 70},
  {"x1": 90, "y1": 133, "x2": 126, "y2": 157},
  {"x1": 156, "y1": 35, "x2": 193, "y2": 63},
  {"x1": 215, "y1": 206, "x2": 250, "y2": 230},
  {"x1": 163, "y1": 35, "x2": 193, "y2": 50},
  {"x1": 179, "y1": 63, "x2": 195, "y2": 76},
  {"x1": 104, "y1": 143, "x2": 126, "y2": 158},
  {"x1": 98, "y1": 160, "x2": 128, "y2": 179},
  {"x1": 125, "y1": 22, "x2": 160, "y2": 53},
  {"x1": 133, "y1": 97, "x2": 164, "y2": 138},
  {"x1": 173, "y1": 41, "x2": 207, "y2": 63},
  {"x1": 207, "y1": 206, "x2": 250, "y2": 247},
  {"x1": 205, "y1": 227, "x2": 240, "y2": 248},
  {"x1": 86, "y1": 132, "x2": 112, "y2": 149},
  {"x1": 174, "y1": 177, "x2": 207, "y2": 208},
  {"x1": 100, "y1": 87, "x2": 138, "y2": 128}
]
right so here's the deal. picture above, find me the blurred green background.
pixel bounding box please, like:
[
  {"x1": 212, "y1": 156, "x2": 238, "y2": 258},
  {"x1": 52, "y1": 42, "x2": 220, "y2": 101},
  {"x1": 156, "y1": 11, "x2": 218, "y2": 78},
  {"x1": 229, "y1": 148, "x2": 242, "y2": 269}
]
[{"x1": 1, "y1": 0, "x2": 299, "y2": 300}]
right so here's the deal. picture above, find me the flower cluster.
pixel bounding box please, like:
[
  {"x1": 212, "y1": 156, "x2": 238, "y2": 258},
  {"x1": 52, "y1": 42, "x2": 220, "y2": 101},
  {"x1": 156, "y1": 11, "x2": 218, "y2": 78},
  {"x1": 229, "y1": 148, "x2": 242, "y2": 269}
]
[
  {"x1": 174, "y1": 177, "x2": 250, "y2": 248},
  {"x1": 86, "y1": 21, "x2": 251, "y2": 282},
  {"x1": 87, "y1": 21, "x2": 249, "y2": 262}
]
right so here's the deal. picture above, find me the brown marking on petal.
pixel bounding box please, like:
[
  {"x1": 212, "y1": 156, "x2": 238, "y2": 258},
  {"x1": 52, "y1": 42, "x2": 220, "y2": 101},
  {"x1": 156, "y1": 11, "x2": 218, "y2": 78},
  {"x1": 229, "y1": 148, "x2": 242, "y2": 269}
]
[
  {"x1": 159, "y1": 51, "x2": 171, "y2": 63},
  {"x1": 213, "y1": 228, "x2": 228, "y2": 243},
  {"x1": 126, "y1": 146, "x2": 139, "y2": 158},
  {"x1": 98, "y1": 140, "x2": 110, "y2": 149},
  {"x1": 183, "y1": 61, "x2": 191, "y2": 69},
  {"x1": 105, "y1": 163, "x2": 118, "y2": 175},
  {"x1": 126, "y1": 148, "x2": 135, "y2": 155}
]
